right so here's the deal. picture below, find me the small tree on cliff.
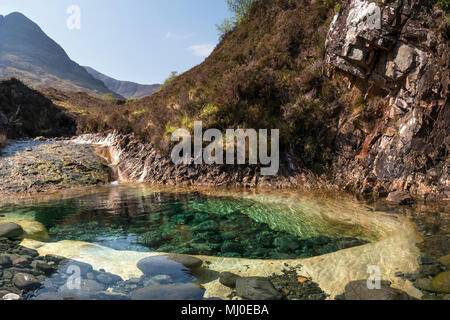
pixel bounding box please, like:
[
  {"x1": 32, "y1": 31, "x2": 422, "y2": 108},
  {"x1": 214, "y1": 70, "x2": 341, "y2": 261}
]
[{"x1": 217, "y1": 0, "x2": 256, "y2": 36}]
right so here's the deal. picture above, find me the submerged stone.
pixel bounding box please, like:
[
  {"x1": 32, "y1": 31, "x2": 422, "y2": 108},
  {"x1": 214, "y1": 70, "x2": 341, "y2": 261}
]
[
  {"x1": 0, "y1": 222, "x2": 24, "y2": 239},
  {"x1": 131, "y1": 283, "x2": 205, "y2": 300}
]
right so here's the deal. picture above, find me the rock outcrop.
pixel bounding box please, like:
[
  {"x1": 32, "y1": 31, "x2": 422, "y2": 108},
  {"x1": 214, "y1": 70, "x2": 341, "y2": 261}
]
[
  {"x1": 74, "y1": 132, "x2": 325, "y2": 189},
  {"x1": 325, "y1": 0, "x2": 449, "y2": 200}
]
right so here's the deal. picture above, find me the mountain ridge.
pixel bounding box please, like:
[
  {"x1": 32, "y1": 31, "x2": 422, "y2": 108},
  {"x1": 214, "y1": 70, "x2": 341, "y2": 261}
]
[
  {"x1": 83, "y1": 66, "x2": 160, "y2": 99},
  {"x1": 0, "y1": 12, "x2": 121, "y2": 98}
]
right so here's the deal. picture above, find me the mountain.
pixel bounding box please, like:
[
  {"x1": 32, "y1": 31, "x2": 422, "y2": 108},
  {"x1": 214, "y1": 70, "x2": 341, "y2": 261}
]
[
  {"x1": 84, "y1": 66, "x2": 160, "y2": 99},
  {"x1": 0, "y1": 12, "x2": 121, "y2": 98}
]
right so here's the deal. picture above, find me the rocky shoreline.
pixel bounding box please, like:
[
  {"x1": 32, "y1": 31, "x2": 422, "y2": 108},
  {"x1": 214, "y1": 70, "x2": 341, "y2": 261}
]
[
  {"x1": 0, "y1": 138, "x2": 111, "y2": 197},
  {"x1": 0, "y1": 222, "x2": 334, "y2": 300}
]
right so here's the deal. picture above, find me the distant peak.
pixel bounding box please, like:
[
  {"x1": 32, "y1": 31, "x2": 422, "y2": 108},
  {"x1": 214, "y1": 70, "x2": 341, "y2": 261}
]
[
  {"x1": 4, "y1": 12, "x2": 34, "y2": 24},
  {"x1": 6, "y1": 12, "x2": 27, "y2": 18}
]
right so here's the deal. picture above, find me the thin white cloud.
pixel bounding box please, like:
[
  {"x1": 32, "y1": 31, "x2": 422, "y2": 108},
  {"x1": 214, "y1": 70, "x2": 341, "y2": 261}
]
[
  {"x1": 186, "y1": 44, "x2": 215, "y2": 58},
  {"x1": 166, "y1": 32, "x2": 196, "y2": 40}
]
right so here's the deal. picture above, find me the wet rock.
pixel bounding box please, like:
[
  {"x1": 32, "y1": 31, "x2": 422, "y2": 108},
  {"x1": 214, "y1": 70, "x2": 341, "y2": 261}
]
[
  {"x1": 0, "y1": 223, "x2": 24, "y2": 239},
  {"x1": 96, "y1": 272, "x2": 123, "y2": 286},
  {"x1": 439, "y1": 255, "x2": 450, "y2": 268},
  {"x1": 19, "y1": 247, "x2": 39, "y2": 258},
  {"x1": 2, "y1": 293, "x2": 20, "y2": 300},
  {"x1": 137, "y1": 255, "x2": 198, "y2": 279},
  {"x1": 35, "y1": 262, "x2": 56, "y2": 275},
  {"x1": 13, "y1": 273, "x2": 41, "y2": 291},
  {"x1": 13, "y1": 257, "x2": 30, "y2": 268},
  {"x1": 235, "y1": 277, "x2": 283, "y2": 300},
  {"x1": 58, "y1": 279, "x2": 105, "y2": 298},
  {"x1": 167, "y1": 254, "x2": 203, "y2": 270},
  {"x1": 432, "y1": 271, "x2": 450, "y2": 294},
  {"x1": 131, "y1": 283, "x2": 205, "y2": 300},
  {"x1": 386, "y1": 191, "x2": 414, "y2": 205},
  {"x1": 219, "y1": 272, "x2": 242, "y2": 289},
  {"x1": 414, "y1": 278, "x2": 434, "y2": 292},
  {"x1": 342, "y1": 280, "x2": 416, "y2": 300},
  {"x1": 59, "y1": 260, "x2": 94, "y2": 277},
  {"x1": 44, "y1": 254, "x2": 66, "y2": 264},
  {"x1": 0, "y1": 255, "x2": 12, "y2": 267}
]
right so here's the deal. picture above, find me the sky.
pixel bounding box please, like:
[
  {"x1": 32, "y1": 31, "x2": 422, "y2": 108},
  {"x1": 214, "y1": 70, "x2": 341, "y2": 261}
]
[{"x1": 0, "y1": 0, "x2": 230, "y2": 84}]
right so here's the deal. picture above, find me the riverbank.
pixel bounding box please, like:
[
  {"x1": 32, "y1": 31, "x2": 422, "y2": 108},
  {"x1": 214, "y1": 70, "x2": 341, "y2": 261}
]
[{"x1": 0, "y1": 139, "x2": 111, "y2": 196}]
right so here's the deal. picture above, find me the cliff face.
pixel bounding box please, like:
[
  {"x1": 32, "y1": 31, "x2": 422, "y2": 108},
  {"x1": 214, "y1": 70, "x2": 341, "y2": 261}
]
[{"x1": 325, "y1": 0, "x2": 449, "y2": 200}]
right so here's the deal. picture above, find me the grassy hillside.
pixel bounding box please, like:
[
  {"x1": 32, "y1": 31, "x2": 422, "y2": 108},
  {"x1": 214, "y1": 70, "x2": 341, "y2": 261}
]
[{"x1": 85, "y1": 0, "x2": 346, "y2": 173}]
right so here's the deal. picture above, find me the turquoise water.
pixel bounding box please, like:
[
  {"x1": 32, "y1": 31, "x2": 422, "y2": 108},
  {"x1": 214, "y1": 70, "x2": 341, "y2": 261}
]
[{"x1": 0, "y1": 186, "x2": 368, "y2": 259}]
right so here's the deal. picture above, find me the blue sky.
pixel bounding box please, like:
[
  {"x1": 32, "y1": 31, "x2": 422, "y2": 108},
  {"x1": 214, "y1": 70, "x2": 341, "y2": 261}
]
[{"x1": 0, "y1": 0, "x2": 230, "y2": 84}]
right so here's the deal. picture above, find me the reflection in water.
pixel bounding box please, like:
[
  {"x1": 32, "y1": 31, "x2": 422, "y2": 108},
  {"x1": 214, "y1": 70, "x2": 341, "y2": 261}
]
[{"x1": 0, "y1": 185, "x2": 369, "y2": 259}]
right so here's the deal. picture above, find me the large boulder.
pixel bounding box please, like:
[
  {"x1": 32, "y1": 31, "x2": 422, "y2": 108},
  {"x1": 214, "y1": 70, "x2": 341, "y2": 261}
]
[
  {"x1": 13, "y1": 273, "x2": 41, "y2": 291},
  {"x1": 0, "y1": 222, "x2": 24, "y2": 239},
  {"x1": 342, "y1": 280, "x2": 416, "y2": 300},
  {"x1": 136, "y1": 255, "x2": 200, "y2": 281},
  {"x1": 235, "y1": 277, "x2": 283, "y2": 300}
]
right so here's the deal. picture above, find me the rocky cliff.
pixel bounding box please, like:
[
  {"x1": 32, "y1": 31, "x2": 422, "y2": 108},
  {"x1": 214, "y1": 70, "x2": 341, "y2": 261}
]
[{"x1": 325, "y1": 0, "x2": 448, "y2": 200}]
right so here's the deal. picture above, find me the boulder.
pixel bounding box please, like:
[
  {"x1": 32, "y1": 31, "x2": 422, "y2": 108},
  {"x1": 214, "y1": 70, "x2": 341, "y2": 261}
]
[
  {"x1": 136, "y1": 255, "x2": 198, "y2": 281},
  {"x1": 59, "y1": 260, "x2": 94, "y2": 277},
  {"x1": 0, "y1": 222, "x2": 24, "y2": 239},
  {"x1": 414, "y1": 278, "x2": 434, "y2": 292},
  {"x1": 13, "y1": 257, "x2": 30, "y2": 268},
  {"x1": 13, "y1": 273, "x2": 41, "y2": 291},
  {"x1": 167, "y1": 254, "x2": 203, "y2": 269},
  {"x1": 131, "y1": 283, "x2": 205, "y2": 300},
  {"x1": 439, "y1": 254, "x2": 450, "y2": 268},
  {"x1": 0, "y1": 255, "x2": 12, "y2": 267},
  {"x1": 235, "y1": 277, "x2": 283, "y2": 300},
  {"x1": 219, "y1": 272, "x2": 242, "y2": 289},
  {"x1": 432, "y1": 271, "x2": 450, "y2": 294},
  {"x1": 58, "y1": 279, "x2": 105, "y2": 298},
  {"x1": 2, "y1": 293, "x2": 21, "y2": 300},
  {"x1": 95, "y1": 272, "x2": 123, "y2": 286},
  {"x1": 343, "y1": 280, "x2": 416, "y2": 300}
]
